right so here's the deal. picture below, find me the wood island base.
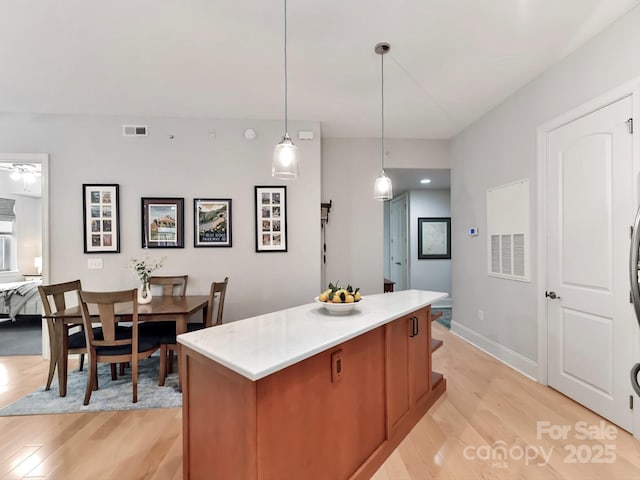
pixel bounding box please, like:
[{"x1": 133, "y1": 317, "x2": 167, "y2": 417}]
[{"x1": 181, "y1": 304, "x2": 446, "y2": 480}]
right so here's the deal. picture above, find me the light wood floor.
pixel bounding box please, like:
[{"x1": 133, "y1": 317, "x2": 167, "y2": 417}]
[{"x1": 1, "y1": 324, "x2": 639, "y2": 479}]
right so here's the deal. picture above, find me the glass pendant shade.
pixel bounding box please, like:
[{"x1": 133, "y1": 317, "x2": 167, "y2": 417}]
[
  {"x1": 373, "y1": 42, "x2": 392, "y2": 201},
  {"x1": 272, "y1": 134, "x2": 298, "y2": 179},
  {"x1": 374, "y1": 170, "x2": 393, "y2": 201}
]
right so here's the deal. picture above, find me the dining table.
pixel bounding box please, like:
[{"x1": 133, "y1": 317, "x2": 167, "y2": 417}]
[{"x1": 43, "y1": 295, "x2": 209, "y2": 397}]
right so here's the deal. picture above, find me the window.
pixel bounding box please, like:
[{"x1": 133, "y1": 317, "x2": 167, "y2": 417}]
[{"x1": 0, "y1": 199, "x2": 16, "y2": 272}]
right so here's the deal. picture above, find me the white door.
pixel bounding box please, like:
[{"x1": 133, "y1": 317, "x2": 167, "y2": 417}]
[
  {"x1": 390, "y1": 194, "x2": 408, "y2": 291},
  {"x1": 546, "y1": 96, "x2": 634, "y2": 431}
]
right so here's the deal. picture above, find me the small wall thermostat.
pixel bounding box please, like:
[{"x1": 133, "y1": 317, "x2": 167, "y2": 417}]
[
  {"x1": 243, "y1": 128, "x2": 257, "y2": 140},
  {"x1": 469, "y1": 227, "x2": 479, "y2": 236}
]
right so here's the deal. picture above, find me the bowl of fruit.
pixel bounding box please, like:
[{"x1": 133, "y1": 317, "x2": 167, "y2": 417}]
[{"x1": 315, "y1": 282, "x2": 363, "y2": 315}]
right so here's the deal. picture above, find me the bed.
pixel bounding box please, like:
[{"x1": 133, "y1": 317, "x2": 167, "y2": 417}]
[{"x1": 0, "y1": 280, "x2": 43, "y2": 321}]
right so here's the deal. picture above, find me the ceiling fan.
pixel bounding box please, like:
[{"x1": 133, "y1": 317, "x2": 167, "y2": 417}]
[
  {"x1": 0, "y1": 163, "x2": 42, "y2": 192},
  {"x1": 0, "y1": 163, "x2": 42, "y2": 184}
]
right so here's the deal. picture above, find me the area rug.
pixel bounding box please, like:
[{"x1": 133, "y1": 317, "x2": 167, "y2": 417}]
[
  {"x1": 0, "y1": 356, "x2": 181, "y2": 416},
  {"x1": 432, "y1": 307, "x2": 451, "y2": 329}
]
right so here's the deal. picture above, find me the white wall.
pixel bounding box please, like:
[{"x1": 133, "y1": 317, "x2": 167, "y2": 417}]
[
  {"x1": 321, "y1": 138, "x2": 384, "y2": 296},
  {"x1": 322, "y1": 138, "x2": 450, "y2": 296},
  {"x1": 450, "y1": 5, "x2": 640, "y2": 366},
  {"x1": 409, "y1": 189, "x2": 451, "y2": 297},
  {"x1": 0, "y1": 114, "x2": 321, "y2": 321}
]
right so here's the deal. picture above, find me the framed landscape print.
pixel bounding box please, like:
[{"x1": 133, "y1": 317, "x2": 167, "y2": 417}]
[
  {"x1": 418, "y1": 217, "x2": 451, "y2": 259},
  {"x1": 254, "y1": 186, "x2": 287, "y2": 252},
  {"x1": 194, "y1": 198, "x2": 232, "y2": 247},
  {"x1": 141, "y1": 197, "x2": 184, "y2": 248},
  {"x1": 83, "y1": 184, "x2": 120, "y2": 253}
]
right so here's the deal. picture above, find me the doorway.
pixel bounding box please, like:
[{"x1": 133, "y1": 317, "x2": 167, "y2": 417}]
[
  {"x1": 0, "y1": 153, "x2": 49, "y2": 357},
  {"x1": 541, "y1": 93, "x2": 635, "y2": 432},
  {"x1": 389, "y1": 194, "x2": 408, "y2": 291},
  {"x1": 384, "y1": 168, "x2": 451, "y2": 305}
]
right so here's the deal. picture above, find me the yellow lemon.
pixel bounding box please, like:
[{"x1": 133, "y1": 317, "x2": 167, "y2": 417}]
[
  {"x1": 354, "y1": 292, "x2": 361, "y2": 301},
  {"x1": 345, "y1": 295, "x2": 354, "y2": 303}
]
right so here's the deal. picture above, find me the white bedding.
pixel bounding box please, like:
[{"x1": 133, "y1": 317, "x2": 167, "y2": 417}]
[{"x1": 0, "y1": 280, "x2": 42, "y2": 321}]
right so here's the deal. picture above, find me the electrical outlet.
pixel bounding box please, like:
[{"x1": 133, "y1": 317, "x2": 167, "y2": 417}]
[
  {"x1": 331, "y1": 349, "x2": 343, "y2": 383},
  {"x1": 478, "y1": 309, "x2": 484, "y2": 321},
  {"x1": 88, "y1": 258, "x2": 103, "y2": 269}
]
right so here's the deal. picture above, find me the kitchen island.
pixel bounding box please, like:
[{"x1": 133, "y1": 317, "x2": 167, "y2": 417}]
[{"x1": 178, "y1": 289, "x2": 448, "y2": 480}]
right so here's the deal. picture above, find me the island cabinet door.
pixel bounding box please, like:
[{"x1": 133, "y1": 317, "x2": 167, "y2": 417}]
[
  {"x1": 410, "y1": 307, "x2": 432, "y2": 405},
  {"x1": 385, "y1": 307, "x2": 432, "y2": 436},
  {"x1": 256, "y1": 327, "x2": 386, "y2": 480},
  {"x1": 385, "y1": 315, "x2": 411, "y2": 435}
]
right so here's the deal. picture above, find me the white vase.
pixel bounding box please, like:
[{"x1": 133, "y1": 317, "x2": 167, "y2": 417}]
[{"x1": 138, "y1": 281, "x2": 152, "y2": 304}]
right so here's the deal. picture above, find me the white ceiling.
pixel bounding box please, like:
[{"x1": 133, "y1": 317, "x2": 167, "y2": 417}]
[
  {"x1": 1, "y1": 0, "x2": 638, "y2": 139},
  {"x1": 387, "y1": 168, "x2": 450, "y2": 196}
]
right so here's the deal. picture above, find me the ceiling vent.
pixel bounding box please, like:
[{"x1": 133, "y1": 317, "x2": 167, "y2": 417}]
[{"x1": 123, "y1": 125, "x2": 148, "y2": 137}]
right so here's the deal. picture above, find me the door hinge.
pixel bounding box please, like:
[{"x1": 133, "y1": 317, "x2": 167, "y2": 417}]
[
  {"x1": 630, "y1": 395, "x2": 634, "y2": 410},
  {"x1": 626, "y1": 118, "x2": 633, "y2": 134},
  {"x1": 631, "y1": 290, "x2": 634, "y2": 303},
  {"x1": 631, "y1": 225, "x2": 634, "y2": 238}
]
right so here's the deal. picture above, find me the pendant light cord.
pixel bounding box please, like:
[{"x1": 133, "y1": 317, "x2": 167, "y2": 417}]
[
  {"x1": 381, "y1": 49, "x2": 385, "y2": 171},
  {"x1": 284, "y1": 0, "x2": 289, "y2": 135}
]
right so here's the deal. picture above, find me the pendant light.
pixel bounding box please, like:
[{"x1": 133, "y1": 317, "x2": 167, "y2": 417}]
[
  {"x1": 373, "y1": 42, "x2": 393, "y2": 201},
  {"x1": 272, "y1": 0, "x2": 298, "y2": 179}
]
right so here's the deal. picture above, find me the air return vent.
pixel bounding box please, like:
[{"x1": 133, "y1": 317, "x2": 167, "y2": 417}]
[
  {"x1": 486, "y1": 179, "x2": 530, "y2": 282},
  {"x1": 122, "y1": 125, "x2": 148, "y2": 137}
]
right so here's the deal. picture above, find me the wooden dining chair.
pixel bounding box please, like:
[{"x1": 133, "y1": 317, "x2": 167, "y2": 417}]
[
  {"x1": 149, "y1": 275, "x2": 189, "y2": 298},
  {"x1": 199, "y1": 277, "x2": 229, "y2": 329},
  {"x1": 38, "y1": 280, "x2": 85, "y2": 392},
  {"x1": 150, "y1": 277, "x2": 229, "y2": 386},
  {"x1": 138, "y1": 275, "x2": 188, "y2": 385},
  {"x1": 79, "y1": 288, "x2": 160, "y2": 405}
]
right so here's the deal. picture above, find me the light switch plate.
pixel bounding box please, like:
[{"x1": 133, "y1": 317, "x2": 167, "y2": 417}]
[{"x1": 88, "y1": 258, "x2": 103, "y2": 269}]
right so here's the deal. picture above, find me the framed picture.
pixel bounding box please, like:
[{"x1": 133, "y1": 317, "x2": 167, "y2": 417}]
[
  {"x1": 82, "y1": 184, "x2": 120, "y2": 253},
  {"x1": 194, "y1": 198, "x2": 232, "y2": 247},
  {"x1": 141, "y1": 197, "x2": 184, "y2": 248},
  {"x1": 255, "y1": 186, "x2": 287, "y2": 252},
  {"x1": 418, "y1": 217, "x2": 451, "y2": 259}
]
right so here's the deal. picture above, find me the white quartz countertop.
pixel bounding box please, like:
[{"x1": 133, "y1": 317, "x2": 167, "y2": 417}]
[{"x1": 177, "y1": 289, "x2": 447, "y2": 381}]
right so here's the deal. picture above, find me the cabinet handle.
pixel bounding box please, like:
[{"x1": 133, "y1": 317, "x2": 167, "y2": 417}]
[
  {"x1": 415, "y1": 316, "x2": 419, "y2": 336},
  {"x1": 409, "y1": 316, "x2": 418, "y2": 338}
]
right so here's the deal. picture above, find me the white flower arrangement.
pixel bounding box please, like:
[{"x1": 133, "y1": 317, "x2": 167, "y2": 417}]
[{"x1": 127, "y1": 255, "x2": 166, "y2": 284}]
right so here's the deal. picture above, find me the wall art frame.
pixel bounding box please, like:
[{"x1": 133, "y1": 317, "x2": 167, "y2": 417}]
[
  {"x1": 418, "y1": 217, "x2": 451, "y2": 259},
  {"x1": 141, "y1": 197, "x2": 185, "y2": 248},
  {"x1": 82, "y1": 184, "x2": 120, "y2": 253},
  {"x1": 254, "y1": 185, "x2": 287, "y2": 252},
  {"x1": 194, "y1": 198, "x2": 232, "y2": 247}
]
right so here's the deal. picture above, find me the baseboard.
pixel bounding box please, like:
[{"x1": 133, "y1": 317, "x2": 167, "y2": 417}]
[{"x1": 450, "y1": 321, "x2": 538, "y2": 381}]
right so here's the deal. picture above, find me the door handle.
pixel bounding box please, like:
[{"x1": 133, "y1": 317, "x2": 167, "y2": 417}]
[
  {"x1": 395, "y1": 262, "x2": 401, "y2": 265},
  {"x1": 632, "y1": 363, "x2": 640, "y2": 397},
  {"x1": 630, "y1": 207, "x2": 640, "y2": 328},
  {"x1": 545, "y1": 291, "x2": 560, "y2": 300}
]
